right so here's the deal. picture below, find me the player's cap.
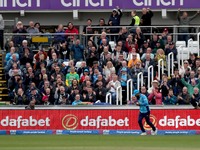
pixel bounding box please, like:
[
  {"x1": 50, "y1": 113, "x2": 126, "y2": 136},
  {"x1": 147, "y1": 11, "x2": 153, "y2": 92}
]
[{"x1": 133, "y1": 89, "x2": 140, "y2": 96}]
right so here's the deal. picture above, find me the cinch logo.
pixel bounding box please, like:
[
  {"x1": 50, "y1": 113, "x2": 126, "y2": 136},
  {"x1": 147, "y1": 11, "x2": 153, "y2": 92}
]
[
  {"x1": 62, "y1": 115, "x2": 129, "y2": 130},
  {"x1": 159, "y1": 116, "x2": 200, "y2": 128},
  {"x1": 143, "y1": 115, "x2": 157, "y2": 130},
  {"x1": 0, "y1": 116, "x2": 50, "y2": 128}
]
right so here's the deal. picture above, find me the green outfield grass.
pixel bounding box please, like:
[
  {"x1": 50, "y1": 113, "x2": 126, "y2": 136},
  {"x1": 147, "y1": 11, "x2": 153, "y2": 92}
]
[{"x1": 0, "y1": 135, "x2": 199, "y2": 150}]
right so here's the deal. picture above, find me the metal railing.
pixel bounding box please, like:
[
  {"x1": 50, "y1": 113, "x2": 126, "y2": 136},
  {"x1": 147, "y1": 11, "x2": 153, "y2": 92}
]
[
  {"x1": 168, "y1": 52, "x2": 174, "y2": 77},
  {"x1": 148, "y1": 65, "x2": 154, "y2": 89},
  {"x1": 106, "y1": 93, "x2": 112, "y2": 105},
  {"x1": 158, "y1": 59, "x2": 164, "y2": 81},
  {"x1": 137, "y1": 72, "x2": 143, "y2": 90},
  {"x1": 116, "y1": 86, "x2": 122, "y2": 106},
  {"x1": 127, "y1": 79, "x2": 133, "y2": 102}
]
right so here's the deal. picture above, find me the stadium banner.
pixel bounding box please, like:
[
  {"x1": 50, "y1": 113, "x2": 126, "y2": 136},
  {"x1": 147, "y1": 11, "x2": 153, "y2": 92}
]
[
  {"x1": 0, "y1": 109, "x2": 200, "y2": 132},
  {"x1": 0, "y1": 0, "x2": 199, "y2": 11}
]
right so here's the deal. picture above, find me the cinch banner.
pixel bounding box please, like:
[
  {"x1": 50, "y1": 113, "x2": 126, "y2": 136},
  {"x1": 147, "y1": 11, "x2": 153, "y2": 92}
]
[
  {"x1": 0, "y1": 109, "x2": 200, "y2": 130},
  {"x1": 0, "y1": 0, "x2": 198, "y2": 11}
]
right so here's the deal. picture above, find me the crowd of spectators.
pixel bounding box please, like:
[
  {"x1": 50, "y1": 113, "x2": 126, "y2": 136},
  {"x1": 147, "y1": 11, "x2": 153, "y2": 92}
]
[{"x1": 2, "y1": 8, "x2": 200, "y2": 109}]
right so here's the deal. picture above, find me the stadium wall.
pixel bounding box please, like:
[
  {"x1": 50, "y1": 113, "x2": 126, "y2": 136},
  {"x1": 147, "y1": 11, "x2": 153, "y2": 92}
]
[{"x1": 0, "y1": 106, "x2": 199, "y2": 135}]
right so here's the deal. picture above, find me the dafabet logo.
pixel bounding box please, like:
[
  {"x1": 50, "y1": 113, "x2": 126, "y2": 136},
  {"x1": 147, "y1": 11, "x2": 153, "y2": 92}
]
[
  {"x1": 62, "y1": 114, "x2": 78, "y2": 130},
  {"x1": 143, "y1": 115, "x2": 157, "y2": 130},
  {"x1": 62, "y1": 115, "x2": 129, "y2": 130}
]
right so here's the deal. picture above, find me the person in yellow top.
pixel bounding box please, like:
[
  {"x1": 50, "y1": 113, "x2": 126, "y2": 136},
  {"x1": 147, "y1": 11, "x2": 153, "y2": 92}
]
[
  {"x1": 130, "y1": 10, "x2": 140, "y2": 26},
  {"x1": 128, "y1": 53, "x2": 141, "y2": 68},
  {"x1": 155, "y1": 49, "x2": 166, "y2": 67},
  {"x1": 65, "y1": 67, "x2": 79, "y2": 86}
]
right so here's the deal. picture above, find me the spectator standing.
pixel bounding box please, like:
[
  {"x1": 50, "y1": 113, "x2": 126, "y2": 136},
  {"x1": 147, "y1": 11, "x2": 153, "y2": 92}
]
[
  {"x1": 177, "y1": 9, "x2": 199, "y2": 44},
  {"x1": 108, "y1": 6, "x2": 122, "y2": 41},
  {"x1": 177, "y1": 87, "x2": 191, "y2": 105},
  {"x1": 71, "y1": 39, "x2": 84, "y2": 63}
]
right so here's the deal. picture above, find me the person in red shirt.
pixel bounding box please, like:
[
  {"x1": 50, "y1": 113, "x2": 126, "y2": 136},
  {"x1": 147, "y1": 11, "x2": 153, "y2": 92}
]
[{"x1": 65, "y1": 22, "x2": 79, "y2": 42}]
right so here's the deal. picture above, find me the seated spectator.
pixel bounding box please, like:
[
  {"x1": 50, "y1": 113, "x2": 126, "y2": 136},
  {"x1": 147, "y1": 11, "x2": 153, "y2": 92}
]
[
  {"x1": 98, "y1": 38, "x2": 112, "y2": 56},
  {"x1": 179, "y1": 60, "x2": 191, "y2": 76},
  {"x1": 169, "y1": 73, "x2": 183, "y2": 96},
  {"x1": 54, "y1": 86, "x2": 69, "y2": 105},
  {"x1": 82, "y1": 18, "x2": 94, "y2": 35},
  {"x1": 13, "y1": 88, "x2": 27, "y2": 105},
  {"x1": 177, "y1": 87, "x2": 191, "y2": 105},
  {"x1": 95, "y1": 81, "x2": 107, "y2": 102},
  {"x1": 20, "y1": 47, "x2": 33, "y2": 67},
  {"x1": 80, "y1": 68, "x2": 90, "y2": 83},
  {"x1": 5, "y1": 54, "x2": 20, "y2": 73},
  {"x1": 125, "y1": 35, "x2": 138, "y2": 52},
  {"x1": 127, "y1": 53, "x2": 141, "y2": 69},
  {"x1": 24, "y1": 67, "x2": 36, "y2": 86},
  {"x1": 130, "y1": 61, "x2": 143, "y2": 83},
  {"x1": 190, "y1": 87, "x2": 200, "y2": 109},
  {"x1": 127, "y1": 47, "x2": 140, "y2": 61},
  {"x1": 139, "y1": 40, "x2": 149, "y2": 55},
  {"x1": 100, "y1": 46, "x2": 112, "y2": 65},
  {"x1": 67, "y1": 79, "x2": 81, "y2": 95},
  {"x1": 71, "y1": 39, "x2": 84, "y2": 63},
  {"x1": 51, "y1": 66, "x2": 65, "y2": 82},
  {"x1": 42, "y1": 95, "x2": 51, "y2": 105},
  {"x1": 5, "y1": 47, "x2": 19, "y2": 65},
  {"x1": 27, "y1": 21, "x2": 39, "y2": 34},
  {"x1": 141, "y1": 47, "x2": 154, "y2": 61},
  {"x1": 65, "y1": 67, "x2": 79, "y2": 86},
  {"x1": 161, "y1": 28, "x2": 170, "y2": 45},
  {"x1": 160, "y1": 76, "x2": 170, "y2": 100},
  {"x1": 142, "y1": 54, "x2": 155, "y2": 76},
  {"x1": 118, "y1": 67, "x2": 131, "y2": 103},
  {"x1": 82, "y1": 87, "x2": 96, "y2": 103},
  {"x1": 86, "y1": 46, "x2": 99, "y2": 67},
  {"x1": 72, "y1": 94, "x2": 91, "y2": 106},
  {"x1": 106, "y1": 74, "x2": 121, "y2": 104},
  {"x1": 188, "y1": 53, "x2": 197, "y2": 70},
  {"x1": 27, "y1": 87, "x2": 42, "y2": 105},
  {"x1": 152, "y1": 40, "x2": 163, "y2": 54},
  {"x1": 165, "y1": 42, "x2": 177, "y2": 61},
  {"x1": 25, "y1": 100, "x2": 35, "y2": 110},
  {"x1": 148, "y1": 80, "x2": 160, "y2": 94},
  {"x1": 103, "y1": 61, "x2": 116, "y2": 81},
  {"x1": 8, "y1": 62, "x2": 22, "y2": 78},
  {"x1": 134, "y1": 27, "x2": 145, "y2": 49},
  {"x1": 112, "y1": 45, "x2": 127, "y2": 61},
  {"x1": 94, "y1": 74, "x2": 107, "y2": 88},
  {"x1": 164, "y1": 88, "x2": 177, "y2": 105},
  {"x1": 117, "y1": 27, "x2": 129, "y2": 43},
  {"x1": 77, "y1": 61, "x2": 88, "y2": 77},
  {"x1": 155, "y1": 48, "x2": 166, "y2": 67},
  {"x1": 148, "y1": 87, "x2": 162, "y2": 105}
]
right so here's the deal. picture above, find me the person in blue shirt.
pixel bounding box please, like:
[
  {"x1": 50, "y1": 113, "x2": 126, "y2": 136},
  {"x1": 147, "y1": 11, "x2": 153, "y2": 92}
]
[{"x1": 133, "y1": 89, "x2": 157, "y2": 135}]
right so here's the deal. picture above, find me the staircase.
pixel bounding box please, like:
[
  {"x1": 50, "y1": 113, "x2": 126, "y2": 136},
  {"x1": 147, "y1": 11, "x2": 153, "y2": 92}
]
[{"x1": 0, "y1": 53, "x2": 9, "y2": 105}]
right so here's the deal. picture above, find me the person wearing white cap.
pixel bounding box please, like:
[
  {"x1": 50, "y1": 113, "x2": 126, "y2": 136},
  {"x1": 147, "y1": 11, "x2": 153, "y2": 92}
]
[{"x1": 108, "y1": 6, "x2": 122, "y2": 41}]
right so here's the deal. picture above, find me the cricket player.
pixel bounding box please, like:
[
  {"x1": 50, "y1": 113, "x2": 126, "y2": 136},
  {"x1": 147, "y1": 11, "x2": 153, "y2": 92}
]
[{"x1": 133, "y1": 89, "x2": 157, "y2": 135}]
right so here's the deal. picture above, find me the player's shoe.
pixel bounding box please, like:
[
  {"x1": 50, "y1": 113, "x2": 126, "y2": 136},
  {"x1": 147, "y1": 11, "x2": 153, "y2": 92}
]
[
  {"x1": 151, "y1": 128, "x2": 158, "y2": 135},
  {"x1": 140, "y1": 132, "x2": 147, "y2": 135}
]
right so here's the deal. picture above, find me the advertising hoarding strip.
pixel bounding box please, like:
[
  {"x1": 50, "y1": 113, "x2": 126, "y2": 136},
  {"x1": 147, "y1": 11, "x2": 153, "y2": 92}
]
[
  {"x1": 0, "y1": 109, "x2": 200, "y2": 131},
  {"x1": 0, "y1": 130, "x2": 199, "y2": 135},
  {"x1": 0, "y1": 0, "x2": 199, "y2": 10}
]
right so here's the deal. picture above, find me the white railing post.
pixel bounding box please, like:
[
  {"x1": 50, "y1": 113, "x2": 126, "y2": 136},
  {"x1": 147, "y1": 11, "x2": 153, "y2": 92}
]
[
  {"x1": 116, "y1": 86, "x2": 122, "y2": 106},
  {"x1": 127, "y1": 79, "x2": 133, "y2": 102},
  {"x1": 137, "y1": 72, "x2": 143, "y2": 90},
  {"x1": 106, "y1": 93, "x2": 112, "y2": 104},
  {"x1": 168, "y1": 52, "x2": 174, "y2": 77},
  {"x1": 158, "y1": 59, "x2": 164, "y2": 81},
  {"x1": 148, "y1": 66, "x2": 154, "y2": 89},
  {"x1": 188, "y1": 38, "x2": 193, "y2": 55}
]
